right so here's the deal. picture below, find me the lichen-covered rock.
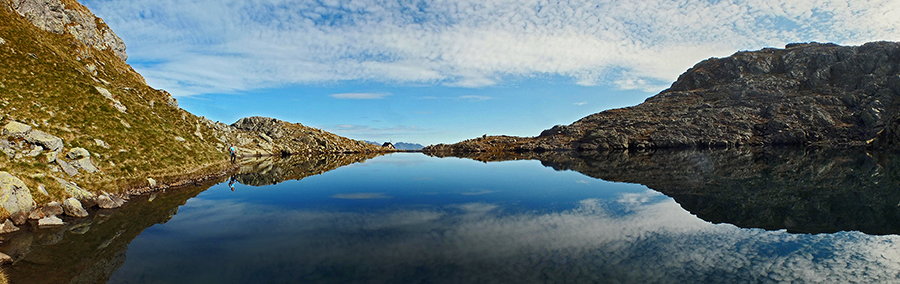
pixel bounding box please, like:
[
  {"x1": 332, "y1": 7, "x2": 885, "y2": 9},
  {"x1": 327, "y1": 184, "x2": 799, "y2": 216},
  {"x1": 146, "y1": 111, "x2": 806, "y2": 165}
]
[
  {"x1": 66, "y1": 147, "x2": 90, "y2": 160},
  {"x1": 72, "y1": 157, "x2": 98, "y2": 173},
  {"x1": 2, "y1": 121, "x2": 31, "y2": 138},
  {"x1": 25, "y1": 129, "x2": 63, "y2": 151},
  {"x1": 62, "y1": 198, "x2": 88, "y2": 218},
  {"x1": 54, "y1": 177, "x2": 94, "y2": 201},
  {"x1": 56, "y1": 159, "x2": 79, "y2": 176},
  {"x1": 0, "y1": 172, "x2": 36, "y2": 218}
]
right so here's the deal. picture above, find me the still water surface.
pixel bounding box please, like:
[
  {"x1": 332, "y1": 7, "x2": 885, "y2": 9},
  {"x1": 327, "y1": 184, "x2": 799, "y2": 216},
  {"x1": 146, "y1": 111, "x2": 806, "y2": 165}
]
[{"x1": 92, "y1": 152, "x2": 900, "y2": 283}]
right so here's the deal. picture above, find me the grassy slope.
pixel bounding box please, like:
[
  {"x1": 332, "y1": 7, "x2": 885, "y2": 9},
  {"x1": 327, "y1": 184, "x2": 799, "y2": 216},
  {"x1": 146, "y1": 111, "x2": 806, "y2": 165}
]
[{"x1": 0, "y1": 1, "x2": 245, "y2": 202}]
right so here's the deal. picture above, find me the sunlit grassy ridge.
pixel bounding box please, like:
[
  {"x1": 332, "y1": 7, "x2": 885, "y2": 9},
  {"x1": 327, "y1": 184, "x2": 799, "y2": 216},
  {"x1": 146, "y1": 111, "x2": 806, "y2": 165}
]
[{"x1": 0, "y1": 0, "x2": 384, "y2": 202}]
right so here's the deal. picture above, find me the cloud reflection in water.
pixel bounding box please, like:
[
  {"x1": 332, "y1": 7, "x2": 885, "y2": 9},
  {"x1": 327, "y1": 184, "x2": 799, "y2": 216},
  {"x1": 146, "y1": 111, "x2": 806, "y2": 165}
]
[{"x1": 110, "y1": 189, "x2": 900, "y2": 283}]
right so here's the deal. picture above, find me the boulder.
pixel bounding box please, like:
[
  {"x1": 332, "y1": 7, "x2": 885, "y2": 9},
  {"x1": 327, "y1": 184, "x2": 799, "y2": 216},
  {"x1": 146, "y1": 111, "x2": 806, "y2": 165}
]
[
  {"x1": 54, "y1": 177, "x2": 94, "y2": 201},
  {"x1": 0, "y1": 172, "x2": 36, "y2": 218},
  {"x1": 72, "y1": 157, "x2": 98, "y2": 173},
  {"x1": 147, "y1": 177, "x2": 157, "y2": 188},
  {"x1": 56, "y1": 159, "x2": 79, "y2": 176},
  {"x1": 66, "y1": 147, "x2": 90, "y2": 159},
  {"x1": 25, "y1": 129, "x2": 63, "y2": 151},
  {"x1": 62, "y1": 198, "x2": 88, "y2": 218},
  {"x1": 0, "y1": 219, "x2": 19, "y2": 234},
  {"x1": 41, "y1": 201, "x2": 64, "y2": 216},
  {"x1": 96, "y1": 193, "x2": 124, "y2": 209},
  {"x1": 2, "y1": 121, "x2": 31, "y2": 138},
  {"x1": 0, "y1": 252, "x2": 11, "y2": 265},
  {"x1": 38, "y1": 215, "x2": 63, "y2": 226}
]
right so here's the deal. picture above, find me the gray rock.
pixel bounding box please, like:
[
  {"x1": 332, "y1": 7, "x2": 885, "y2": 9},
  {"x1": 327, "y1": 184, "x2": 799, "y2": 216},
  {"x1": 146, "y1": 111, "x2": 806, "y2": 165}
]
[
  {"x1": 38, "y1": 215, "x2": 63, "y2": 226},
  {"x1": 37, "y1": 184, "x2": 49, "y2": 196},
  {"x1": 0, "y1": 172, "x2": 36, "y2": 218},
  {"x1": 26, "y1": 145, "x2": 43, "y2": 157},
  {"x1": 56, "y1": 159, "x2": 79, "y2": 176},
  {"x1": 232, "y1": 116, "x2": 285, "y2": 139},
  {"x1": 54, "y1": 177, "x2": 94, "y2": 201},
  {"x1": 0, "y1": 252, "x2": 11, "y2": 265},
  {"x1": 25, "y1": 129, "x2": 63, "y2": 151},
  {"x1": 27, "y1": 209, "x2": 43, "y2": 220},
  {"x1": 174, "y1": 136, "x2": 186, "y2": 142},
  {"x1": 42, "y1": 150, "x2": 58, "y2": 163},
  {"x1": 72, "y1": 158, "x2": 98, "y2": 173},
  {"x1": 2, "y1": 121, "x2": 31, "y2": 138},
  {"x1": 0, "y1": 219, "x2": 19, "y2": 234},
  {"x1": 95, "y1": 86, "x2": 126, "y2": 113},
  {"x1": 66, "y1": 147, "x2": 90, "y2": 159},
  {"x1": 42, "y1": 201, "x2": 64, "y2": 216},
  {"x1": 0, "y1": 37, "x2": 6, "y2": 45},
  {"x1": 94, "y1": 139, "x2": 109, "y2": 148},
  {"x1": 147, "y1": 177, "x2": 157, "y2": 188},
  {"x1": 12, "y1": 0, "x2": 128, "y2": 61},
  {"x1": 62, "y1": 198, "x2": 88, "y2": 218},
  {"x1": 97, "y1": 194, "x2": 123, "y2": 209}
]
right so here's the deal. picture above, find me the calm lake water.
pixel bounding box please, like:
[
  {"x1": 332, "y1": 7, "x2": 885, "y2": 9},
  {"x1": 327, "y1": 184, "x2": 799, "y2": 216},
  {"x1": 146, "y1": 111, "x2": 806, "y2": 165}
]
[{"x1": 8, "y1": 150, "x2": 900, "y2": 283}]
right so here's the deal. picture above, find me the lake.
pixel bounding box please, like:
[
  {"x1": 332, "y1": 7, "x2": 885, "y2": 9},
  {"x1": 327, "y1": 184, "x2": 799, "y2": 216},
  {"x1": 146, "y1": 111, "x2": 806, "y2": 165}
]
[{"x1": 7, "y1": 149, "x2": 900, "y2": 283}]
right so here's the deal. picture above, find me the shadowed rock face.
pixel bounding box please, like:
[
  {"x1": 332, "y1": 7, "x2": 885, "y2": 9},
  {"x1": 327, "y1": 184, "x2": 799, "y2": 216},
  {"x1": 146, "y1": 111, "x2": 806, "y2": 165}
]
[
  {"x1": 426, "y1": 42, "x2": 900, "y2": 153},
  {"x1": 427, "y1": 148, "x2": 900, "y2": 235}
]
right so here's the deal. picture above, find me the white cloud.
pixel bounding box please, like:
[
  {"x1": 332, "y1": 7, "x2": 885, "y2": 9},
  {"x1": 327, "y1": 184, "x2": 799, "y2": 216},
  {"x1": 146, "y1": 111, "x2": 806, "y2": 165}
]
[
  {"x1": 329, "y1": 92, "x2": 389, "y2": 99},
  {"x1": 81, "y1": 0, "x2": 900, "y2": 97}
]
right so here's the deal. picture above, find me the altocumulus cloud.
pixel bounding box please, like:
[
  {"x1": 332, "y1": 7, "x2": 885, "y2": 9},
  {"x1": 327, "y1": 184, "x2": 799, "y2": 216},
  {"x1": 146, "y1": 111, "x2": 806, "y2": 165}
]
[{"x1": 82, "y1": 0, "x2": 900, "y2": 96}]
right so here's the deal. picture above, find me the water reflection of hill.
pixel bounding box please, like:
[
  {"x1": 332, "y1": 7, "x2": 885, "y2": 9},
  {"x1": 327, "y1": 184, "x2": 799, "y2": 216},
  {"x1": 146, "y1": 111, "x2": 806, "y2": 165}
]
[
  {"x1": 4, "y1": 153, "x2": 381, "y2": 283},
  {"x1": 427, "y1": 148, "x2": 900, "y2": 235},
  {"x1": 232, "y1": 153, "x2": 381, "y2": 186}
]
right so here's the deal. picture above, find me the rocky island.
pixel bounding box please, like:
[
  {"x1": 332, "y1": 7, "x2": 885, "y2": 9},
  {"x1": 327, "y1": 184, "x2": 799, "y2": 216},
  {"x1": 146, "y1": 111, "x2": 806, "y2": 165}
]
[{"x1": 425, "y1": 41, "x2": 900, "y2": 154}]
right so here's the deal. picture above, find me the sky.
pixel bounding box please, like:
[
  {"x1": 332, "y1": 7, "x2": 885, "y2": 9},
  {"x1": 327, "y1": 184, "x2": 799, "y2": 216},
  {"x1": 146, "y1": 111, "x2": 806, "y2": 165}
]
[{"x1": 79, "y1": 0, "x2": 900, "y2": 145}]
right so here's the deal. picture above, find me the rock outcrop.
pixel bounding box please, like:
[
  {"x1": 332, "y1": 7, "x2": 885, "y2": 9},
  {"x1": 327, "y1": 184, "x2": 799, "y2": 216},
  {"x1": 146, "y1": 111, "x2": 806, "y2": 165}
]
[
  {"x1": 426, "y1": 42, "x2": 900, "y2": 153},
  {"x1": 11, "y1": 0, "x2": 128, "y2": 61},
  {"x1": 228, "y1": 116, "x2": 384, "y2": 156}
]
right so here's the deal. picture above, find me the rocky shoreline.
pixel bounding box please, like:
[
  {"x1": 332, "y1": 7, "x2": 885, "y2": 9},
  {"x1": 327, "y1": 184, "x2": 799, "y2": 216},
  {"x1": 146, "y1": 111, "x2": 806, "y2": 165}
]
[{"x1": 0, "y1": 116, "x2": 397, "y2": 264}]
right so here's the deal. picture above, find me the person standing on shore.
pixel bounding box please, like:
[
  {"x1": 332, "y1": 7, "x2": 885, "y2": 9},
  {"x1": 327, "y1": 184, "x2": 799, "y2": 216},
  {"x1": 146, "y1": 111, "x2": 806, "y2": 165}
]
[{"x1": 229, "y1": 145, "x2": 237, "y2": 163}]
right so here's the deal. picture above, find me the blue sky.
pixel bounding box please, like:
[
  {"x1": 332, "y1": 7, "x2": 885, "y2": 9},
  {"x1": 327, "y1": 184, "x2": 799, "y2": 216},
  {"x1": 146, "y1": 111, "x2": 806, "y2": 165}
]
[{"x1": 80, "y1": 0, "x2": 899, "y2": 145}]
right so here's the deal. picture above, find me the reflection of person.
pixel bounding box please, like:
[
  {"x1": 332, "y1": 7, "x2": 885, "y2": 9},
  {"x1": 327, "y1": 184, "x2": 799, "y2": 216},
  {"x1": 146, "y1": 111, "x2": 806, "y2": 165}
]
[
  {"x1": 228, "y1": 176, "x2": 236, "y2": 191},
  {"x1": 229, "y1": 145, "x2": 237, "y2": 163}
]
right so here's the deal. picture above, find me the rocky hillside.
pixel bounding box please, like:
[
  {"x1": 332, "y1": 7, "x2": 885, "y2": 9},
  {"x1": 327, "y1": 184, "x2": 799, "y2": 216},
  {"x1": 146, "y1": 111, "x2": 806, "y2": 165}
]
[
  {"x1": 426, "y1": 42, "x2": 900, "y2": 153},
  {"x1": 0, "y1": 0, "x2": 389, "y2": 236}
]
